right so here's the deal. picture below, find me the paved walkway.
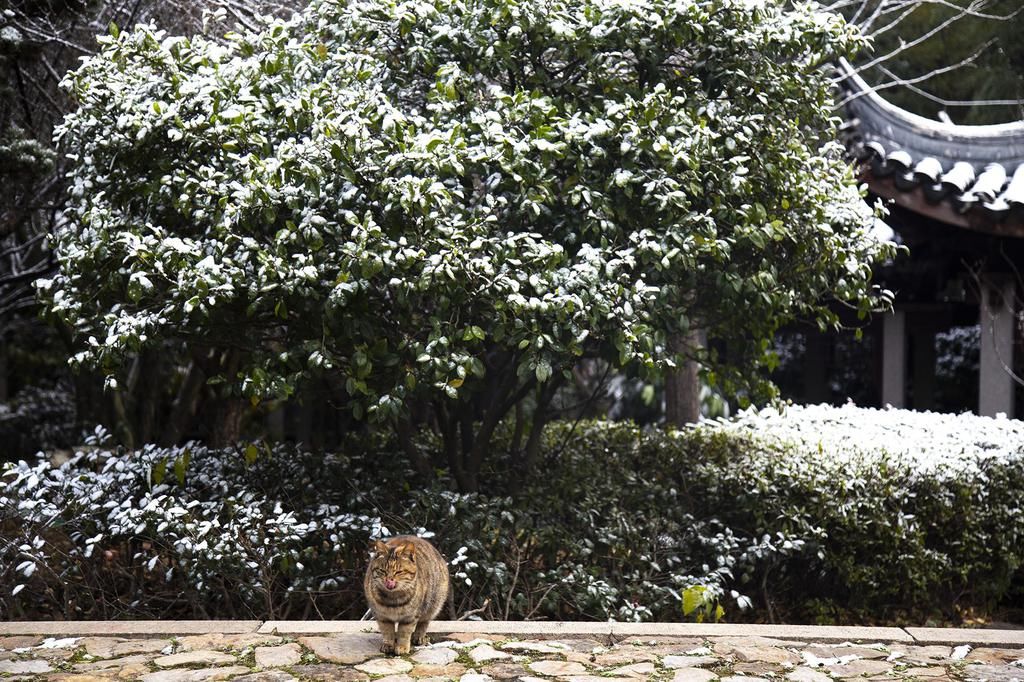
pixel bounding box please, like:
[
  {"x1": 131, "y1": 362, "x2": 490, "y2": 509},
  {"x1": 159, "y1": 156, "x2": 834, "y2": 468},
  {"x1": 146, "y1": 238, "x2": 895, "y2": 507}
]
[{"x1": 0, "y1": 621, "x2": 1022, "y2": 682}]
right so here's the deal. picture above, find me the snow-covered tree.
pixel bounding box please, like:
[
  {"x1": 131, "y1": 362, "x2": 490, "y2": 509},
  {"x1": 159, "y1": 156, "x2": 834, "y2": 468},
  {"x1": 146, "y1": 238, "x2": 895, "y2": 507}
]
[{"x1": 43, "y1": 0, "x2": 895, "y2": 490}]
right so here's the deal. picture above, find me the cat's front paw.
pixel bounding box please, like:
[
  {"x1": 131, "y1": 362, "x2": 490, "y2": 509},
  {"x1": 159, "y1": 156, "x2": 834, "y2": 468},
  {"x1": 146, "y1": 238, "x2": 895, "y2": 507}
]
[
  {"x1": 380, "y1": 642, "x2": 397, "y2": 655},
  {"x1": 395, "y1": 643, "x2": 411, "y2": 655},
  {"x1": 412, "y1": 633, "x2": 431, "y2": 646}
]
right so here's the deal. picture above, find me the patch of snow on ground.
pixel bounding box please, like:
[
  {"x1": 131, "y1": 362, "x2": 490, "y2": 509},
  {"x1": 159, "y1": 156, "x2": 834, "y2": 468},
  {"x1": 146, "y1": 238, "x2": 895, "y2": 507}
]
[
  {"x1": 951, "y1": 645, "x2": 972, "y2": 661},
  {"x1": 38, "y1": 638, "x2": 80, "y2": 649}
]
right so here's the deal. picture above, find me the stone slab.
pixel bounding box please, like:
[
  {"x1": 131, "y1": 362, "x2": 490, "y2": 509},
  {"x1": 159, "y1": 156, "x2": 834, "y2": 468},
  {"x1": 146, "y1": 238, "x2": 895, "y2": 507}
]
[
  {"x1": 0, "y1": 658, "x2": 52, "y2": 674},
  {"x1": 298, "y1": 634, "x2": 382, "y2": 665},
  {"x1": 153, "y1": 650, "x2": 237, "y2": 668},
  {"x1": 609, "y1": 623, "x2": 913, "y2": 642},
  {"x1": 255, "y1": 643, "x2": 302, "y2": 667},
  {"x1": 906, "y1": 628, "x2": 1024, "y2": 647},
  {"x1": 81, "y1": 637, "x2": 172, "y2": 658},
  {"x1": 0, "y1": 621, "x2": 262, "y2": 636},
  {"x1": 141, "y1": 666, "x2": 252, "y2": 681},
  {"x1": 672, "y1": 670, "x2": 718, "y2": 682}
]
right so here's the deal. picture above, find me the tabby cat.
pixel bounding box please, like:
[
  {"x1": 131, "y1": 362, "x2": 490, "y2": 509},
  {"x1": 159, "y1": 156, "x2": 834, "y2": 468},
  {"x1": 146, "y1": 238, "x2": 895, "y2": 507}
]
[{"x1": 364, "y1": 535, "x2": 450, "y2": 655}]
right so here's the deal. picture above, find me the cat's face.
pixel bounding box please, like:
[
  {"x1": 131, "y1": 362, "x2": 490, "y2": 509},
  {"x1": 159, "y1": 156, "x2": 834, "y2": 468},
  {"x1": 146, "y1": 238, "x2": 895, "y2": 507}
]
[{"x1": 370, "y1": 540, "x2": 418, "y2": 593}]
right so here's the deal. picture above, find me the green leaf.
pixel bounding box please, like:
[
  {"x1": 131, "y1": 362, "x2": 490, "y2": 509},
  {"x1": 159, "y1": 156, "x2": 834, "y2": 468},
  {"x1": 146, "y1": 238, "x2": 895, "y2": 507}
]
[
  {"x1": 152, "y1": 458, "x2": 167, "y2": 486},
  {"x1": 244, "y1": 443, "x2": 259, "y2": 466},
  {"x1": 682, "y1": 585, "x2": 706, "y2": 616},
  {"x1": 174, "y1": 449, "x2": 190, "y2": 485}
]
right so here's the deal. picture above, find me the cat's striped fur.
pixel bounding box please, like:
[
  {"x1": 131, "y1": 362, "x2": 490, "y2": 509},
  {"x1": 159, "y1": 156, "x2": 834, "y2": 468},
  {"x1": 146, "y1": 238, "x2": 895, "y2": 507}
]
[{"x1": 364, "y1": 535, "x2": 450, "y2": 655}]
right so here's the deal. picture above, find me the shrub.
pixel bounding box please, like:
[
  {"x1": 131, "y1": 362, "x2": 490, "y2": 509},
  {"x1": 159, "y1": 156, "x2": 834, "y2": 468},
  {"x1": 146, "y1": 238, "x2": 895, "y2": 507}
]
[
  {"x1": 2, "y1": 405, "x2": 1022, "y2": 623},
  {"x1": 709, "y1": 404, "x2": 1024, "y2": 621},
  {"x1": 0, "y1": 383, "x2": 78, "y2": 461},
  {"x1": 44, "y1": 0, "x2": 895, "y2": 490}
]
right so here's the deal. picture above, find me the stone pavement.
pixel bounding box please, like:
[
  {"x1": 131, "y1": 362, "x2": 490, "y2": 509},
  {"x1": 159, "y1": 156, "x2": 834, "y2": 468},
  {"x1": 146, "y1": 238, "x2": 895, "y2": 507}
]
[{"x1": 0, "y1": 622, "x2": 1022, "y2": 682}]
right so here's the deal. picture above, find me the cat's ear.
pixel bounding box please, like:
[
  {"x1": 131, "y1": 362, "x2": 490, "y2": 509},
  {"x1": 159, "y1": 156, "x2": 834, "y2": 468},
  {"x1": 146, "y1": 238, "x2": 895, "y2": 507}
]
[
  {"x1": 372, "y1": 539, "x2": 388, "y2": 556},
  {"x1": 396, "y1": 542, "x2": 417, "y2": 561}
]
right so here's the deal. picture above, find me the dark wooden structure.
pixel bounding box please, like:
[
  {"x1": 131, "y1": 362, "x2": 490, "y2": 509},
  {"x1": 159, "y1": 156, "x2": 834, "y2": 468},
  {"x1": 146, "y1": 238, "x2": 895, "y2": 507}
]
[{"x1": 795, "y1": 61, "x2": 1024, "y2": 416}]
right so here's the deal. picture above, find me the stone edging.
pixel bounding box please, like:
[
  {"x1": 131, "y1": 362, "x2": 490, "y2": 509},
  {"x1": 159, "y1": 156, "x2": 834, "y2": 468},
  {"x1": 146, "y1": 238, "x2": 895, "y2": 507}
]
[{"x1": 1, "y1": 620, "x2": 1022, "y2": 647}]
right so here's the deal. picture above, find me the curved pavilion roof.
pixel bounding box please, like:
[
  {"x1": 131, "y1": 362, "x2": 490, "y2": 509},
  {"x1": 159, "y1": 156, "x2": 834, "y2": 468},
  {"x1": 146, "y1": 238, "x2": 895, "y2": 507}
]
[{"x1": 837, "y1": 58, "x2": 1024, "y2": 237}]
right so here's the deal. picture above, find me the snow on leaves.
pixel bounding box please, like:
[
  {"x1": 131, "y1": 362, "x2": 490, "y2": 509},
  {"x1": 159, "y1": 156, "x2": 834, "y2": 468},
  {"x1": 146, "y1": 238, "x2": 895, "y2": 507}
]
[{"x1": 43, "y1": 0, "x2": 894, "y2": 421}]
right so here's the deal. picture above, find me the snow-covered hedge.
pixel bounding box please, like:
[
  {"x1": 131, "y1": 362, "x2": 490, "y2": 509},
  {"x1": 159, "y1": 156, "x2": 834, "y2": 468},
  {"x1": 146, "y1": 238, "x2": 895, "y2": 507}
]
[
  {"x1": 2, "y1": 405, "x2": 1022, "y2": 622},
  {"x1": 0, "y1": 383, "x2": 78, "y2": 458},
  {"x1": 717, "y1": 402, "x2": 1024, "y2": 474},
  {"x1": 694, "y1": 404, "x2": 1024, "y2": 620}
]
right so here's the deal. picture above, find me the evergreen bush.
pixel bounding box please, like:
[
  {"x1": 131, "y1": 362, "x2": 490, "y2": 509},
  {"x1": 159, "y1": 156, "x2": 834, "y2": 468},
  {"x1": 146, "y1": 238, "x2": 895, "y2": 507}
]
[{"x1": 2, "y1": 406, "x2": 1021, "y2": 623}]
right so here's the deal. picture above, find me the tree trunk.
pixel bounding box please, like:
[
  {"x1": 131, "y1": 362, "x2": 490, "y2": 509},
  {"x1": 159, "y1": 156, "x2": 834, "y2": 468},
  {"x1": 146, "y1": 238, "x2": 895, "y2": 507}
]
[
  {"x1": 160, "y1": 360, "x2": 206, "y2": 445},
  {"x1": 209, "y1": 397, "x2": 246, "y2": 447},
  {"x1": 437, "y1": 401, "x2": 474, "y2": 492},
  {"x1": 134, "y1": 349, "x2": 162, "y2": 445},
  {"x1": 109, "y1": 387, "x2": 136, "y2": 450},
  {"x1": 203, "y1": 349, "x2": 247, "y2": 447},
  {"x1": 396, "y1": 415, "x2": 433, "y2": 480},
  {"x1": 266, "y1": 404, "x2": 285, "y2": 441},
  {"x1": 294, "y1": 401, "x2": 312, "y2": 446},
  {"x1": 0, "y1": 341, "x2": 7, "y2": 402},
  {"x1": 664, "y1": 328, "x2": 703, "y2": 428}
]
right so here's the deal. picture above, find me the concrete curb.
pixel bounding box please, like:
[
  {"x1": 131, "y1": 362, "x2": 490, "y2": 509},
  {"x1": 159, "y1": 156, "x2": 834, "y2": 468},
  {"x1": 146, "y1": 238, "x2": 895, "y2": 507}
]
[
  {"x1": 1, "y1": 621, "x2": 1021, "y2": 646},
  {"x1": 606, "y1": 623, "x2": 914, "y2": 642},
  {"x1": 0, "y1": 620, "x2": 261, "y2": 637},
  {"x1": 905, "y1": 627, "x2": 1024, "y2": 647},
  {"x1": 255, "y1": 621, "x2": 913, "y2": 643},
  {"x1": 258, "y1": 621, "x2": 614, "y2": 637}
]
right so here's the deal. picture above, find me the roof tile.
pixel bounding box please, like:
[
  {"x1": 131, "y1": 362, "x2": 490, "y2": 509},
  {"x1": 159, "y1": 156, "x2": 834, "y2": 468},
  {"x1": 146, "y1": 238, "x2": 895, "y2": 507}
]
[{"x1": 837, "y1": 59, "x2": 1024, "y2": 230}]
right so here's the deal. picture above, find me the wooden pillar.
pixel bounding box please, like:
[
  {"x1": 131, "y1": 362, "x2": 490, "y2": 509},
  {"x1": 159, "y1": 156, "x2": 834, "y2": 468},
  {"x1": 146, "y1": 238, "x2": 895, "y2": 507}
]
[
  {"x1": 881, "y1": 310, "x2": 906, "y2": 408},
  {"x1": 665, "y1": 329, "x2": 702, "y2": 427},
  {"x1": 979, "y1": 278, "x2": 1015, "y2": 418},
  {"x1": 911, "y1": 325, "x2": 936, "y2": 411},
  {"x1": 803, "y1": 332, "x2": 830, "y2": 404}
]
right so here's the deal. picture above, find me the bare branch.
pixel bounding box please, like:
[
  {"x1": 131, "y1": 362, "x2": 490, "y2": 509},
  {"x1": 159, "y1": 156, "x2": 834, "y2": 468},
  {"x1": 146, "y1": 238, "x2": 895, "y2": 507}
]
[
  {"x1": 457, "y1": 598, "x2": 491, "y2": 621},
  {"x1": 835, "y1": 41, "x2": 997, "y2": 108},
  {"x1": 853, "y1": 2, "x2": 989, "y2": 76},
  {"x1": 876, "y1": 63, "x2": 1024, "y2": 108},
  {"x1": 867, "y1": 3, "x2": 924, "y2": 39},
  {"x1": 899, "y1": 0, "x2": 1021, "y2": 21}
]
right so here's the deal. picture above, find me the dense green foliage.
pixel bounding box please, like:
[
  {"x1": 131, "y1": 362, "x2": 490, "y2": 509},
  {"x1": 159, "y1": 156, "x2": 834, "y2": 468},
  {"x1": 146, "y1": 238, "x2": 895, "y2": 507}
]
[
  {"x1": 41, "y1": 0, "x2": 895, "y2": 487},
  {"x1": 4, "y1": 418, "x2": 1021, "y2": 623}
]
